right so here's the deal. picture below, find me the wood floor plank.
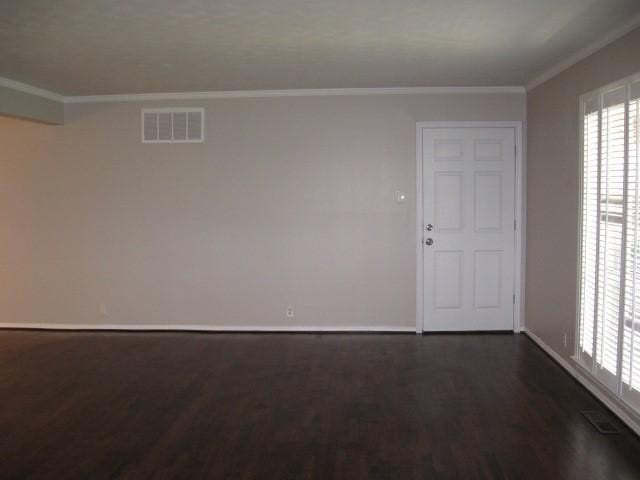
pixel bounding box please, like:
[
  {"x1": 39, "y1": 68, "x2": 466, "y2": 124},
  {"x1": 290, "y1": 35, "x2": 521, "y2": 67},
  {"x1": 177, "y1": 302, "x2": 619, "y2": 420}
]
[{"x1": 0, "y1": 331, "x2": 639, "y2": 479}]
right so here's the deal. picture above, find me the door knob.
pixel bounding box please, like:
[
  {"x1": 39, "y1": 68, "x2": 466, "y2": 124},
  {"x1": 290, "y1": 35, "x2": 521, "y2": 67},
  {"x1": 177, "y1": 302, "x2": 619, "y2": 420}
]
[
  {"x1": 425, "y1": 224, "x2": 433, "y2": 231},
  {"x1": 425, "y1": 238, "x2": 433, "y2": 246}
]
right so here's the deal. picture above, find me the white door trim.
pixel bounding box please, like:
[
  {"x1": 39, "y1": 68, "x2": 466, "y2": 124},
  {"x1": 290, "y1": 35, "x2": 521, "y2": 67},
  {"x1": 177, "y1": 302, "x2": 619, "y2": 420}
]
[{"x1": 415, "y1": 121, "x2": 525, "y2": 333}]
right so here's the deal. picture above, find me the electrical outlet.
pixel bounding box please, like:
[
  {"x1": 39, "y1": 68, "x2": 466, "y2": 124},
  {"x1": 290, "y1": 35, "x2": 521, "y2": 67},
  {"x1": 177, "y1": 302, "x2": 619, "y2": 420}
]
[
  {"x1": 563, "y1": 333, "x2": 568, "y2": 348},
  {"x1": 286, "y1": 306, "x2": 294, "y2": 318}
]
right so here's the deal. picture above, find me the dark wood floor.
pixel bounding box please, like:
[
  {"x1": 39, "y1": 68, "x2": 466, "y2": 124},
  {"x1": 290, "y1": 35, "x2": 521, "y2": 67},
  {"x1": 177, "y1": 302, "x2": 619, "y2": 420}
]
[{"x1": 1, "y1": 332, "x2": 640, "y2": 480}]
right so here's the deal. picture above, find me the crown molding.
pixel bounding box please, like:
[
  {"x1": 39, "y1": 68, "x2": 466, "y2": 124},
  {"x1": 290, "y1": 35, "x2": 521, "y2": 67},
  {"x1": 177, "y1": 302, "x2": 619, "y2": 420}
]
[
  {"x1": 0, "y1": 76, "x2": 65, "y2": 102},
  {"x1": 0, "y1": 76, "x2": 525, "y2": 104},
  {"x1": 525, "y1": 12, "x2": 640, "y2": 91},
  {"x1": 64, "y1": 86, "x2": 525, "y2": 103}
]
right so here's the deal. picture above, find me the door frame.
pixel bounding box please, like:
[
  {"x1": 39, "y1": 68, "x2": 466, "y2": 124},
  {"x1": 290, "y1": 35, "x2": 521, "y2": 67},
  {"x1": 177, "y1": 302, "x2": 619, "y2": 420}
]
[{"x1": 416, "y1": 121, "x2": 525, "y2": 333}]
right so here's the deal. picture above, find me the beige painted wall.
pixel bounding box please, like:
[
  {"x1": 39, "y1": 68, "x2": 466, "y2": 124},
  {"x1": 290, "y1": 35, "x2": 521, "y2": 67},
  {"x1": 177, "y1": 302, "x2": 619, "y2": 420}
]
[
  {"x1": 0, "y1": 92, "x2": 524, "y2": 328},
  {"x1": 526, "y1": 28, "x2": 640, "y2": 412},
  {"x1": 0, "y1": 86, "x2": 64, "y2": 125}
]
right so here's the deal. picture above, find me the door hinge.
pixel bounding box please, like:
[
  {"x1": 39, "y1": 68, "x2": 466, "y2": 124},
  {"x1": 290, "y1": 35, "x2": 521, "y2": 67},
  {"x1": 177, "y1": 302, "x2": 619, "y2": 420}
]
[
  {"x1": 513, "y1": 294, "x2": 516, "y2": 305},
  {"x1": 514, "y1": 219, "x2": 517, "y2": 231}
]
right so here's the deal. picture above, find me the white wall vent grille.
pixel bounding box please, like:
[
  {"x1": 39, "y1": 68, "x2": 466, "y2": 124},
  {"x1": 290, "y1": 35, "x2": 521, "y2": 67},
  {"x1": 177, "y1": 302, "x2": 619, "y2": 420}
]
[{"x1": 141, "y1": 108, "x2": 204, "y2": 143}]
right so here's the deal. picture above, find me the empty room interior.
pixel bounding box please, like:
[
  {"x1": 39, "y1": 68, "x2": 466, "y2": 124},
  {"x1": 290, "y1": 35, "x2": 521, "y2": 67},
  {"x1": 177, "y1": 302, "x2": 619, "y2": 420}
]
[{"x1": 2, "y1": 1, "x2": 640, "y2": 478}]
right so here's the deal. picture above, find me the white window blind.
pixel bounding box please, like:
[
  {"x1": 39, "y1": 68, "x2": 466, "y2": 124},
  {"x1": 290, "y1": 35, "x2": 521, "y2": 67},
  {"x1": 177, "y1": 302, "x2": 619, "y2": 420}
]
[{"x1": 578, "y1": 72, "x2": 640, "y2": 412}]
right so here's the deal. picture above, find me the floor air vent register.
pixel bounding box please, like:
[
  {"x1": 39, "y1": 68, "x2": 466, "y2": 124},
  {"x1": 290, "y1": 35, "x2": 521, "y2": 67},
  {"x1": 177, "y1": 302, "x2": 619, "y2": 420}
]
[{"x1": 581, "y1": 410, "x2": 622, "y2": 434}]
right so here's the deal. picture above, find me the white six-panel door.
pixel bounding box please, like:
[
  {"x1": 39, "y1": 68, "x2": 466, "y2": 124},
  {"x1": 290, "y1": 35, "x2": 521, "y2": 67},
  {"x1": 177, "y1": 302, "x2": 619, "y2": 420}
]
[{"x1": 421, "y1": 127, "x2": 516, "y2": 331}]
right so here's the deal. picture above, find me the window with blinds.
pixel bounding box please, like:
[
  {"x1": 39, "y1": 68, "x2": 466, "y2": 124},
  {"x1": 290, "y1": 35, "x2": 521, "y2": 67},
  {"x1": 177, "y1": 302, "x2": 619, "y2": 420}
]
[{"x1": 577, "y1": 72, "x2": 640, "y2": 413}]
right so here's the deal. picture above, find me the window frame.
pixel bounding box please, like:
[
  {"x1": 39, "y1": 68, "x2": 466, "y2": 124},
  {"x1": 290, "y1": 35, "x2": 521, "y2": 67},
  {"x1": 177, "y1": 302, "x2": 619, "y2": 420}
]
[{"x1": 575, "y1": 70, "x2": 640, "y2": 415}]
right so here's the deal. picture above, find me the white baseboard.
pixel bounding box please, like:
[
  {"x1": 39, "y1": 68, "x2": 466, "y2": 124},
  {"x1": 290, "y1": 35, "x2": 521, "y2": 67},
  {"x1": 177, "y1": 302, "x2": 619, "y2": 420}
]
[
  {"x1": 524, "y1": 328, "x2": 640, "y2": 437},
  {"x1": 0, "y1": 323, "x2": 415, "y2": 333}
]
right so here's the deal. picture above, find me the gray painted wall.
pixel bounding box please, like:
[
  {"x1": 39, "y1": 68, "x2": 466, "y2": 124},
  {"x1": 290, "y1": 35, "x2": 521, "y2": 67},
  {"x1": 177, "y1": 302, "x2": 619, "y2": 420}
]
[
  {"x1": 0, "y1": 86, "x2": 63, "y2": 124},
  {"x1": 0, "y1": 92, "x2": 524, "y2": 329},
  {"x1": 527, "y1": 28, "x2": 640, "y2": 419}
]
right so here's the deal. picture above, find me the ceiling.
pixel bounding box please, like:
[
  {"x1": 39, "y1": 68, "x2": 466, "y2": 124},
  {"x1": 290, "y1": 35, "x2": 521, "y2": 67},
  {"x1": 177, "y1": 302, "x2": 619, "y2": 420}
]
[{"x1": 1, "y1": 0, "x2": 639, "y2": 96}]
